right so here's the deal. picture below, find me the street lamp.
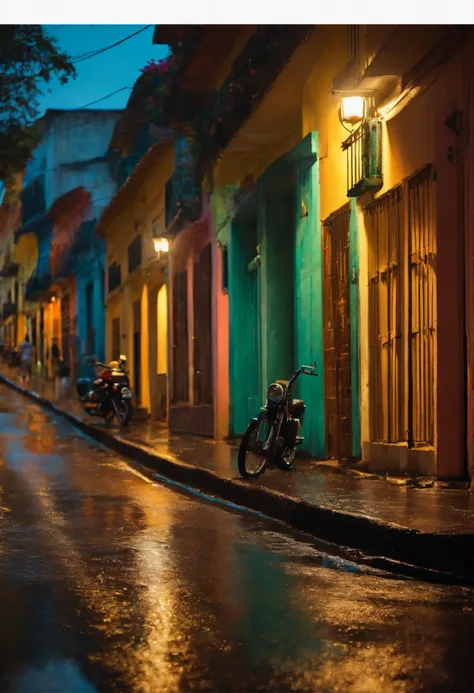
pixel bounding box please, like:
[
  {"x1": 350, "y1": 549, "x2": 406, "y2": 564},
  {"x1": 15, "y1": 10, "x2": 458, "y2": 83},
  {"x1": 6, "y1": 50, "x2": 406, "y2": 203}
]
[
  {"x1": 153, "y1": 237, "x2": 169, "y2": 254},
  {"x1": 340, "y1": 96, "x2": 366, "y2": 126}
]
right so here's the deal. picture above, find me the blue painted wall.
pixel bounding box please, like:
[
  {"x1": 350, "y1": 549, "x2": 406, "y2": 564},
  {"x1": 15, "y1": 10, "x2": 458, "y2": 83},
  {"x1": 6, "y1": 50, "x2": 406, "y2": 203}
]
[{"x1": 75, "y1": 235, "x2": 106, "y2": 376}]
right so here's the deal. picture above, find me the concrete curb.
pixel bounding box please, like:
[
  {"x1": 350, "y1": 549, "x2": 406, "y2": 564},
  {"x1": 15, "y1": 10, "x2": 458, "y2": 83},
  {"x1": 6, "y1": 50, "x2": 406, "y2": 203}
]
[{"x1": 1, "y1": 373, "x2": 473, "y2": 586}]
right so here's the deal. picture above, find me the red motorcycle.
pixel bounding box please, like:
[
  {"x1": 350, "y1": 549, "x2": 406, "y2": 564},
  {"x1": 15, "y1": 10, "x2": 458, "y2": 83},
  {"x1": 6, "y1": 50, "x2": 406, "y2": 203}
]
[{"x1": 75, "y1": 355, "x2": 133, "y2": 426}]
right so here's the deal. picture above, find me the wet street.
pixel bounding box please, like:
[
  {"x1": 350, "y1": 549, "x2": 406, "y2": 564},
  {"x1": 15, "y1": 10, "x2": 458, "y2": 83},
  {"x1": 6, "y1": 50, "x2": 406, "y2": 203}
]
[{"x1": 0, "y1": 384, "x2": 472, "y2": 693}]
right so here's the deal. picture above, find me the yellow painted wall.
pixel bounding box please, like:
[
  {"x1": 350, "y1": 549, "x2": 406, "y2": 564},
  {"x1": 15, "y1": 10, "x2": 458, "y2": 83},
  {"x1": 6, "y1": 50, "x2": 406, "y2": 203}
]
[
  {"x1": 103, "y1": 147, "x2": 173, "y2": 411},
  {"x1": 300, "y1": 26, "x2": 467, "y2": 475},
  {"x1": 140, "y1": 283, "x2": 150, "y2": 410},
  {"x1": 157, "y1": 284, "x2": 167, "y2": 375},
  {"x1": 14, "y1": 232, "x2": 39, "y2": 346}
]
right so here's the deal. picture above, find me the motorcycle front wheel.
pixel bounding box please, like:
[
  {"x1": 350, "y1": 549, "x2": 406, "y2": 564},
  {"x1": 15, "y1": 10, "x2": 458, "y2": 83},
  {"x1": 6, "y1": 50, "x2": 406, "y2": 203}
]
[
  {"x1": 114, "y1": 400, "x2": 133, "y2": 426},
  {"x1": 238, "y1": 413, "x2": 273, "y2": 478}
]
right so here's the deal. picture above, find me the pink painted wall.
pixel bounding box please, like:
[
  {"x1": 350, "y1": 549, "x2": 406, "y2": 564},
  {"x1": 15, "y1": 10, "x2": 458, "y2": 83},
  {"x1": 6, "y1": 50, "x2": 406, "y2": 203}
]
[{"x1": 212, "y1": 233, "x2": 229, "y2": 440}]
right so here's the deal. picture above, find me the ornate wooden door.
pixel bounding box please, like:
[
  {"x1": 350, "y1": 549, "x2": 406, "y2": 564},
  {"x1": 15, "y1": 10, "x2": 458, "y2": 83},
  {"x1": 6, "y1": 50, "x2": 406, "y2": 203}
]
[{"x1": 323, "y1": 205, "x2": 352, "y2": 463}]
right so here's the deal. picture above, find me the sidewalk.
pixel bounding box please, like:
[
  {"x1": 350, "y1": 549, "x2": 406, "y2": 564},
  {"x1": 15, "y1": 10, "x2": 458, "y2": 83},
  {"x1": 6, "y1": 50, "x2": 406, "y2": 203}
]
[{"x1": 1, "y1": 363, "x2": 473, "y2": 585}]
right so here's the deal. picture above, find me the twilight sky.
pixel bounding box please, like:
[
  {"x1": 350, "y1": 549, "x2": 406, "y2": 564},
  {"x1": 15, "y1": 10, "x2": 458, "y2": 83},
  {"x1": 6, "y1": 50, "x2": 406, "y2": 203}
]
[{"x1": 38, "y1": 25, "x2": 168, "y2": 114}]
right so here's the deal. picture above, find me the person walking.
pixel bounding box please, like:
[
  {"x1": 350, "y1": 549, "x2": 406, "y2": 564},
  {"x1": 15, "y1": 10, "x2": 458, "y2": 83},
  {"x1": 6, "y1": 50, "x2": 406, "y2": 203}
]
[
  {"x1": 56, "y1": 359, "x2": 71, "y2": 401},
  {"x1": 51, "y1": 338, "x2": 61, "y2": 392},
  {"x1": 19, "y1": 334, "x2": 33, "y2": 383}
]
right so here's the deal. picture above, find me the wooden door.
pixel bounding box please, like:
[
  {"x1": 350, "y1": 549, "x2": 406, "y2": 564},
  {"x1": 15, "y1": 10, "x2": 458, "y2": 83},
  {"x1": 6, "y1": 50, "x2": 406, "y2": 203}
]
[
  {"x1": 408, "y1": 166, "x2": 436, "y2": 446},
  {"x1": 365, "y1": 187, "x2": 403, "y2": 443},
  {"x1": 172, "y1": 270, "x2": 189, "y2": 403},
  {"x1": 322, "y1": 206, "x2": 352, "y2": 463},
  {"x1": 193, "y1": 244, "x2": 213, "y2": 406}
]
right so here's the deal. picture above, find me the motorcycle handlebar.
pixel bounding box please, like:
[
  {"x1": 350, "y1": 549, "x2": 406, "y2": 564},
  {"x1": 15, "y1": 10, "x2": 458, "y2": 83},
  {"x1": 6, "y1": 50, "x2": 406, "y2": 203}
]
[{"x1": 288, "y1": 363, "x2": 318, "y2": 387}]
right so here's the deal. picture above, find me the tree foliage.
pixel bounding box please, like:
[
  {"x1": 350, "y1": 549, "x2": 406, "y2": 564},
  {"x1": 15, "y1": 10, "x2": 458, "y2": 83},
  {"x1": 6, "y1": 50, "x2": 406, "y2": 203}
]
[{"x1": 0, "y1": 25, "x2": 76, "y2": 181}]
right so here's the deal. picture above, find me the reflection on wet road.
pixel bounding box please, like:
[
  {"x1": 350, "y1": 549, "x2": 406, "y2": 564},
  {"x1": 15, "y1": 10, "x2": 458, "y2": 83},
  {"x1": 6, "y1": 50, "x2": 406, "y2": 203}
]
[{"x1": 0, "y1": 385, "x2": 472, "y2": 693}]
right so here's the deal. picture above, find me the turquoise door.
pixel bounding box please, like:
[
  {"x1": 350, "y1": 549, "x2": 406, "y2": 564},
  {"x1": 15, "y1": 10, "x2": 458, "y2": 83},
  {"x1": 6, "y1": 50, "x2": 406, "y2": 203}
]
[
  {"x1": 229, "y1": 217, "x2": 262, "y2": 436},
  {"x1": 294, "y1": 134, "x2": 325, "y2": 458}
]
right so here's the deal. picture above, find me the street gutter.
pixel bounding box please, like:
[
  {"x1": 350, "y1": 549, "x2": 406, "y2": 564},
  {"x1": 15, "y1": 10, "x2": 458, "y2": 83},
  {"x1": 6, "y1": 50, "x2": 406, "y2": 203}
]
[{"x1": 1, "y1": 372, "x2": 473, "y2": 587}]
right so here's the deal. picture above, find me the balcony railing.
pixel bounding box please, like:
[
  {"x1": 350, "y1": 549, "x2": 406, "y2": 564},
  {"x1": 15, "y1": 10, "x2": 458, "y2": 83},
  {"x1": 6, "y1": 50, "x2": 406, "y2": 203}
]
[
  {"x1": 342, "y1": 119, "x2": 383, "y2": 198},
  {"x1": 2, "y1": 302, "x2": 17, "y2": 320}
]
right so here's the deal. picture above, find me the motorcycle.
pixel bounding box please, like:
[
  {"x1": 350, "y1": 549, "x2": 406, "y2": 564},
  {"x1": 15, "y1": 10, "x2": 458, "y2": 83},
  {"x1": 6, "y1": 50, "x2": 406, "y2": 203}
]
[
  {"x1": 238, "y1": 362, "x2": 318, "y2": 477},
  {"x1": 75, "y1": 355, "x2": 134, "y2": 426}
]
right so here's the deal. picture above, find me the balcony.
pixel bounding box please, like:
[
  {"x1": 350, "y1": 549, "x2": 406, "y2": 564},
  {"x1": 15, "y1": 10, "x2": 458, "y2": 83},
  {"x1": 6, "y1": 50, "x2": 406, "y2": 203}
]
[
  {"x1": 342, "y1": 119, "x2": 383, "y2": 198},
  {"x1": 2, "y1": 303, "x2": 17, "y2": 320}
]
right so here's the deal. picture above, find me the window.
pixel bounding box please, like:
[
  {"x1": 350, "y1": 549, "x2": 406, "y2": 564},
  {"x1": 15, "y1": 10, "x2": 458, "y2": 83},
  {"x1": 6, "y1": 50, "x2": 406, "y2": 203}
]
[
  {"x1": 128, "y1": 235, "x2": 142, "y2": 274},
  {"x1": 221, "y1": 247, "x2": 229, "y2": 293},
  {"x1": 108, "y1": 262, "x2": 121, "y2": 294}
]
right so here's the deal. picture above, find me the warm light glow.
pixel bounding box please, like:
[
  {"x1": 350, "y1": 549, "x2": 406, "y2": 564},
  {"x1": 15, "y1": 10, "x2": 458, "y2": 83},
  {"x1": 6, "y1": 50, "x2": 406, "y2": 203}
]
[
  {"x1": 51, "y1": 296, "x2": 56, "y2": 303},
  {"x1": 340, "y1": 96, "x2": 365, "y2": 124},
  {"x1": 157, "y1": 284, "x2": 167, "y2": 375},
  {"x1": 154, "y1": 237, "x2": 169, "y2": 254}
]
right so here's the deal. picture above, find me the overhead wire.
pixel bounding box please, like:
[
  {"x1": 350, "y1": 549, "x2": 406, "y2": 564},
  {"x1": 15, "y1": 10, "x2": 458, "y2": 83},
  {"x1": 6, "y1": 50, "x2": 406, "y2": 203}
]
[
  {"x1": 70, "y1": 25, "x2": 152, "y2": 65},
  {"x1": 75, "y1": 85, "x2": 133, "y2": 110}
]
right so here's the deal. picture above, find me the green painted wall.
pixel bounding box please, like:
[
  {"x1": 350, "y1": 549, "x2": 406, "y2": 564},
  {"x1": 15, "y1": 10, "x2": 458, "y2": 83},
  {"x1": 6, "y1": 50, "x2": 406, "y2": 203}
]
[
  {"x1": 349, "y1": 198, "x2": 361, "y2": 458},
  {"x1": 228, "y1": 205, "x2": 261, "y2": 436},
  {"x1": 227, "y1": 132, "x2": 324, "y2": 455},
  {"x1": 293, "y1": 132, "x2": 325, "y2": 458},
  {"x1": 259, "y1": 191, "x2": 295, "y2": 387}
]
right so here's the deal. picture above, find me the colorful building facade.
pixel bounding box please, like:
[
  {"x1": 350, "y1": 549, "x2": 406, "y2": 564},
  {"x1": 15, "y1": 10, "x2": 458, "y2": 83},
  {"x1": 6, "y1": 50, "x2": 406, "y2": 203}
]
[
  {"x1": 148, "y1": 24, "x2": 473, "y2": 479},
  {"x1": 11, "y1": 108, "x2": 121, "y2": 376},
  {"x1": 98, "y1": 140, "x2": 173, "y2": 420}
]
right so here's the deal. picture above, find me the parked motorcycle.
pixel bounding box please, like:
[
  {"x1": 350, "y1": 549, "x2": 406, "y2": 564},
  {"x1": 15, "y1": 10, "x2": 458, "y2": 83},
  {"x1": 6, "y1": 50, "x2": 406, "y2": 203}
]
[
  {"x1": 238, "y1": 362, "x2": 318, "y2": 477},
  {"x1": 75, "y1": 355, "x2": 133, "y2": 426}
]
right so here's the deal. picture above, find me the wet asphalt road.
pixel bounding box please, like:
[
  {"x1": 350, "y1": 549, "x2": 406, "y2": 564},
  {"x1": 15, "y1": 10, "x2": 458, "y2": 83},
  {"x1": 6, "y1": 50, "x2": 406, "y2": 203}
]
[{"x1": 0, "y1": 385, "x2": 472, "y2": 693}]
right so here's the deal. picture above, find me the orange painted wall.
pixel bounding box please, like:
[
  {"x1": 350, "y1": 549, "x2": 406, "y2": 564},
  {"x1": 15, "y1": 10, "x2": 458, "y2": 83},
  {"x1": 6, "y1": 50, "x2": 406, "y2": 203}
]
[{"x1": 301, "y1": 27, "x2": 468, "y2": 477}]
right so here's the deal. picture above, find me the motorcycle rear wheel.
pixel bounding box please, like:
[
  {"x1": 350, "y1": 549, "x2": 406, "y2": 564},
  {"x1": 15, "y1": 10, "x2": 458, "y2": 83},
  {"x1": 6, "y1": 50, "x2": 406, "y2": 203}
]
[{"x1": 238, "y1": 413, "x2": 272, "y2": 478}]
